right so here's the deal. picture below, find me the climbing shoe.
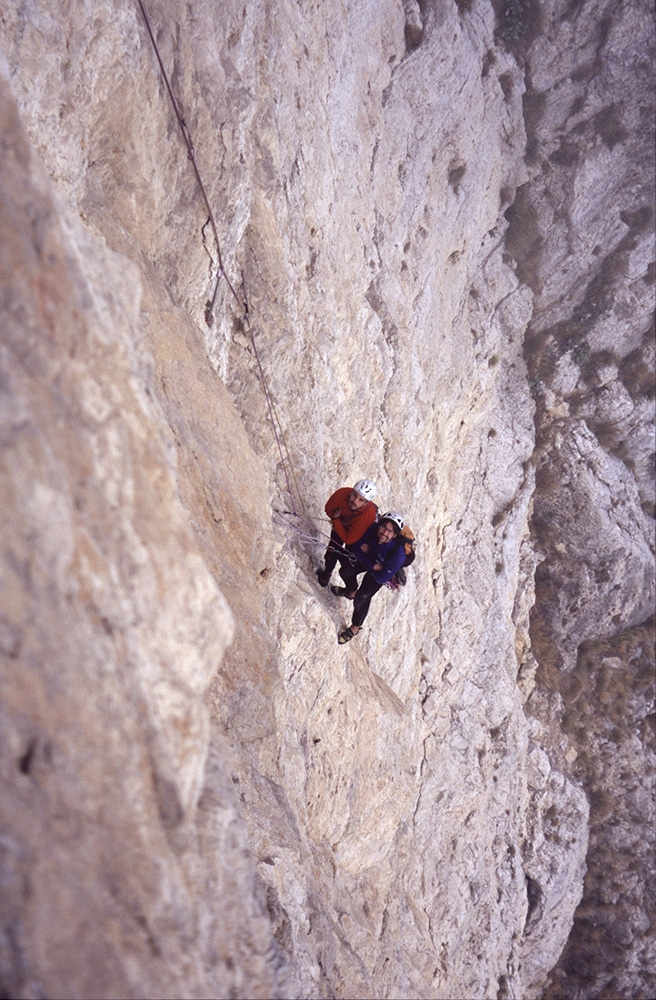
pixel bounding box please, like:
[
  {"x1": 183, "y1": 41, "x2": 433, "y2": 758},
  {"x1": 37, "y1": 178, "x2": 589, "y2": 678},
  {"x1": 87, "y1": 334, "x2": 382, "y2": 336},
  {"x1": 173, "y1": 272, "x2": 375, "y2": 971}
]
[
  {"x1": 331, "y1": 586, "x2": 354, "y2": 599},
  {"x1": 338, "y1": 626, "x2": 358, "y2": 644},
  {"x1": 316, "y1": 568, "x2": 330, "y2": 587}
]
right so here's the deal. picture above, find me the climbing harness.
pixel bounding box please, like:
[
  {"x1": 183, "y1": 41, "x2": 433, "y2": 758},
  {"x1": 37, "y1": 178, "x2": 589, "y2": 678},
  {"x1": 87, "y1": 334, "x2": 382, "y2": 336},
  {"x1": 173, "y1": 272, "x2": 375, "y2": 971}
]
[{"x1": 136, "y1": 0, "x2": 303, "y2": 514}]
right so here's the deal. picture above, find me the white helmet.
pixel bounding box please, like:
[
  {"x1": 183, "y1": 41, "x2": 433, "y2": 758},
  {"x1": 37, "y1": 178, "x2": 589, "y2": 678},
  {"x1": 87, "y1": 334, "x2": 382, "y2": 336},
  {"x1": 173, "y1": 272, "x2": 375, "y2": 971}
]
[
  {"x1": 353, "y1": 479, "x2": 376, "y2": 501},
  {"x1": 381, "y1": 511, "x2": 404, "y2": 533}
]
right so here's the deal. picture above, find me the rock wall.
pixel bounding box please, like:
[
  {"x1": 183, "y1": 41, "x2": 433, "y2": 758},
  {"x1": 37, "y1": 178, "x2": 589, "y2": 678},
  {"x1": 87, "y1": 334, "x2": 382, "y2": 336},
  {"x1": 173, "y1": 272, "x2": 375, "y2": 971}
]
[
  {"x1": 509, "y1": 2, "x2": 656, "y2": 996},
  {"x1": 0, "y1": 1, "x2": 653, "y2": 999}
]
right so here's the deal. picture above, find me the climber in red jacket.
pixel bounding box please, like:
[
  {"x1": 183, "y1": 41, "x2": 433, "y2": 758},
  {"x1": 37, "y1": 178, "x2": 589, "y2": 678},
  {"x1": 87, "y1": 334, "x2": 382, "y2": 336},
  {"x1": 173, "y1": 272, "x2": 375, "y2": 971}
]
[{"x1": 316, "y1": 479, "x2": 378, "y2": 588}]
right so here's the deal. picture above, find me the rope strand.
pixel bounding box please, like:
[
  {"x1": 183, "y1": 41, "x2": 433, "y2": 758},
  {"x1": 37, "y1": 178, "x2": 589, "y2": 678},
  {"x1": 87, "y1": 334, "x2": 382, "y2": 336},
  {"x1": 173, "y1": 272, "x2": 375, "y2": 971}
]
[
  {"x1": 274, "y1": 509, "x2": 333, "y2": 543},
  {"x1": 136, "y1": 0, "x2": 240, "y2": 305},
  {"x1": 273, "y1": 510, "x2": 361, "y2": 565},
  {"x1": 275, "y1": 509, "x2": 334, "y2": 540},
  {"x1": 240, "y1": 274, "x2": 304, "y2": 514},
  {"x1": 136, "y1": 0, "x2": 302, "y2": 515}
]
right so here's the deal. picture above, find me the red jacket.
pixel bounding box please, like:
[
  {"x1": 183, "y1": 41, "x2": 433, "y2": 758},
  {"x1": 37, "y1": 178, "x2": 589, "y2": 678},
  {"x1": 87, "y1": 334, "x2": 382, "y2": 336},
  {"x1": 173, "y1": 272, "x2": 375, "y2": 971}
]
[{"x1": 325, "y1": 487, "x2": 377, "y2": 545}]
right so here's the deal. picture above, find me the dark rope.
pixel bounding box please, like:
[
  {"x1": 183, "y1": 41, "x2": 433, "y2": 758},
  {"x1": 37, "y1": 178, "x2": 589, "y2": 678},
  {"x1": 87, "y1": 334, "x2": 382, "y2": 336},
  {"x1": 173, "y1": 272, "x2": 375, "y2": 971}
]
[
  {"x1": 136, "y1": 0, "x2": 241, "y2": 309},
  {"x1": 136, "y1": 0, "x2": 301, "y2": 515},
  {"x1": 273, "y1": 510, "x2": 361, "y2": 565},
  {"x1": 276, "y1": 508, "x2": 332, "y2": 524},
  {"x1": 241, "y1": 275, "x2": 303, "y2": 514},
  {"x1": 274, "y1": 509, "x2": 333, "y2": 543}
]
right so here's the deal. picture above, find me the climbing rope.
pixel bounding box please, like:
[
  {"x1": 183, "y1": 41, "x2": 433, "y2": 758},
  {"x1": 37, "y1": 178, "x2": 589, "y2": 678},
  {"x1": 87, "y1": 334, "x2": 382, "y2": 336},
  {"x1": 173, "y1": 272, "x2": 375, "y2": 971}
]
[
  {"x1": 274, "y1": 507, "x2": 332, "y2": 538},
  {"x1": 135, "y1": 3, "x2": 405, "y2": 596},
  {"x1": 273, "y1": 509, "x2": 362, "y2": 566},
  {"x1": 272, "y1": 512, "x2": 324, "y2": 548},
  {"x1": 136, "y1": 0, "x2": 303, "y2": 514},
  {"x1": 240, "y1": 274, "x2": 305, "y2": 514},
  {"x1": 135, "y1": 0, "x2": 238, "y2": 310},
  {"x1": 274, "y1": 510, "x2": 402, "y2": 590},
  {"x1": 275, "y1": 511, "x2": 402, "y2": 590},
  {"x1": 277, "y1": 509, "x2": 333, "y2": 524}
]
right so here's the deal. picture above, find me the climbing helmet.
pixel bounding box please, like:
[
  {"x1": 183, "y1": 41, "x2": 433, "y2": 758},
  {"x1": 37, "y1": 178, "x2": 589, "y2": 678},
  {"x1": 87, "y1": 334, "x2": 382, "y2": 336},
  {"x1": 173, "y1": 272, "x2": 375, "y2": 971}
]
[
  {"x1": 353, "y1": 479, "x2": 377, "y2": 501},
  {"x1": 381, "y1": 511, "x2": 404, "y2": 533}
]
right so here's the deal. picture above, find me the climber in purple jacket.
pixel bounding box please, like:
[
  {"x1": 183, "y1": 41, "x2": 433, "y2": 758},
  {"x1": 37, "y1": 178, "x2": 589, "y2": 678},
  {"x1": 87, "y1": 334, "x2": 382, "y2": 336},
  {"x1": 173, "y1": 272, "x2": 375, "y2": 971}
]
[{"x1": 331, "y1": 513, "x2": 406, "y2": 644}]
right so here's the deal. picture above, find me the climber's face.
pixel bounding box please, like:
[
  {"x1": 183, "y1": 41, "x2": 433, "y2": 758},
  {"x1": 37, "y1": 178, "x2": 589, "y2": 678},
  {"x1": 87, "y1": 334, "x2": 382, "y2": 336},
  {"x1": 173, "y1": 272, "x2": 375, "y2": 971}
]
[
  {"x1": 348, "y1": 490, "x2": 367, "y2": 511},
  {"x1": 377, "y1": 521, "x2": 395, "y2": 545}
]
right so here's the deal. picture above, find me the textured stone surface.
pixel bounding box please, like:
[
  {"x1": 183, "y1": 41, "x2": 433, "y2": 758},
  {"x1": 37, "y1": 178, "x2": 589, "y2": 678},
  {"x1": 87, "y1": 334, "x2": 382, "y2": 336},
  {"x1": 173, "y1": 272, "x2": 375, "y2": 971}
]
[
  {"x1": 511, "y1": 2, "x2": 656, "y2": 996},
  {"x1": 0, "y1": 1, "x2": 653, "y2": 998},
  {"x1": 543, "y1": 620, "x2": 656, "y2": 1000}
]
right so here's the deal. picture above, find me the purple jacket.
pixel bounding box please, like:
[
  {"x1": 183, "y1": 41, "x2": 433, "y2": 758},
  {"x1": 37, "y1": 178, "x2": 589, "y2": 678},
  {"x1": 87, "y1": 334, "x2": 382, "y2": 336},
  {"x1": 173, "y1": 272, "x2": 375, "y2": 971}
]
[{"x1": 351, "y1": 523, "x2": 406, "y2": 584}]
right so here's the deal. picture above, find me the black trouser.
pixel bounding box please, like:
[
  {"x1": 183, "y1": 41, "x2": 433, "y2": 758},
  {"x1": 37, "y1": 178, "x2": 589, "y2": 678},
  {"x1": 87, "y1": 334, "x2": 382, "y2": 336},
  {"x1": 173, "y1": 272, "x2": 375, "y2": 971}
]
[
  {"x1": 323, "y1": 528, "x2": 351, "y2": 574},
  {"x1": 338, "y1": 560, "x2": 383, "y2": 628}
]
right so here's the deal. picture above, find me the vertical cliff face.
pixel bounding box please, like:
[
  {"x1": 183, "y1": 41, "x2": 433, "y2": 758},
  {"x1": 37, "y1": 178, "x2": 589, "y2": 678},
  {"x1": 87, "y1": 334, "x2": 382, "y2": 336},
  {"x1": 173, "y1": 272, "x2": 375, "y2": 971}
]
[
  {"x1": 0, "y1": 2, "x2": 653, "y2": 999},
  {"x1": 508, "y1": 2, "x2": 656, "y2": 996}
]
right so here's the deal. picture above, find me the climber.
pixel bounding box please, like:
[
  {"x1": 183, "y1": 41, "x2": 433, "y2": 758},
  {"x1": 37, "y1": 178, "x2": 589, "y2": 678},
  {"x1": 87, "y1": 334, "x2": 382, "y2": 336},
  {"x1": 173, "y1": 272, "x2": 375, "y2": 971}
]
[
  {"x1": 315, "y1": 479, "x2": 378, "y2": 588},
  {"x1": 332, "y1": 512, "x2": 406, "y2": 644}
]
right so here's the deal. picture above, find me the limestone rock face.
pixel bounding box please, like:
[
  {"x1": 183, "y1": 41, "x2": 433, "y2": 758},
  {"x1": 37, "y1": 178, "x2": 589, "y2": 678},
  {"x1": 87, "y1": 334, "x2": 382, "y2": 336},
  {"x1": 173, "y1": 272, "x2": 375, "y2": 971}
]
[
  {"x1": 542, "y1": 621, "x2": 655, "y2": 1000},
  {"x1": 507, "y1": 2, "x2": 656, "y2": 996},
  {"x1": 0, "y1": 2, "x2": 653, "y2": 999}
]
